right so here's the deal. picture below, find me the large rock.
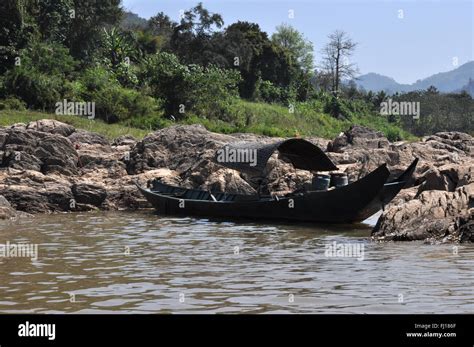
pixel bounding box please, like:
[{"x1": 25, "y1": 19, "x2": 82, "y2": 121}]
[
  {"x1": 34, "y1": 134, "x2": 78, "y2": 175},
  {"x1": 0, "y1": 170, "x2": 74, "y2": 213},
  {"x1": 126, "y1": 124, "x2": 326, "y2": 194},
  {"x1": 26, "y1": 119, "x2": 76, "y2": 137},
  {"x1": 327, "y1": 125, "x2": 389, "y2": 152},
  {"x1": 416, "y1": 163, "x2": 473, "y2": 194},
  {"x1": 2, "y1": 151, "x2": 42, "y2": 171},
  {"x1": 372, "y1": 183, "x2": 473, "y2": 243},
  {"x1": 0, "y1": 130, "x2": 9, "y2": 148},
  {"x1": 369, "y1": 131, "x2": 474, "y2": 243},
  {"x1": 458, "y1": 214, "x2": 474, "y2": 242},
  {"x1": 71, "y1": 183, "x2": 107, "y2": 207},
  {"x1": 0, "y1": 195, "x2": 17, "y2": 219},
  {"x1": 113, "y1": 135, "x2": 137, "y2": 147},
  {"x1": 0, "y1": 194, "x2": 30, "y2": 220},
  {"x1": 0, "y1": 128, "x2": 78, "y2": 175},
  {"x1": 68, "y1": 130, "x2": 109, "y2": 146},
  {"x1": 199, "y1": 168, "x2": 256, "y2": 195}
]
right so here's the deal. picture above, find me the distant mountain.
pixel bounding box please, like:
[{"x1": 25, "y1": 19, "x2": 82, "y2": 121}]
[
  {"x1": 120, "y1": 11, "x2": 148, "y2": 30},
  {"x1": 354, "y1": 73, "x2": 410, "y2": 93},
  {"x1": 355, "y1": 61, "x2": 474, "y2": 96}
]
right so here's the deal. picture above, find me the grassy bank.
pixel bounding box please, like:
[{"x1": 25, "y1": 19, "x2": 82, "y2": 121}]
[
  {"x1": 184, "y1": 99, "x2": 416, "y2": 140},
  {"x1": 0, "y1": 99, "x2": 415, "y2": 141},
  {"x1": 0, "y1": 110, "x2": 151, "y2": 139}
]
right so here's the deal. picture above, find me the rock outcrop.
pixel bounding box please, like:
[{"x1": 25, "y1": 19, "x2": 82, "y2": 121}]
[
  {"x1": 325, "y1": 126, "x2": 473, "y2": 243},
  {"x1": 0, "y1": 119, "x2": 472, "y2": 243},
  {"x1": 0, "y1": 194, "x2": 31, "y2": 219},
  {"x1": 372, "y1": 184, "x2": 473, "y2": 242}
]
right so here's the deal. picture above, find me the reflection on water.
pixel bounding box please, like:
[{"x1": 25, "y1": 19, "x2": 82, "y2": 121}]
[{"x1": 0, "y1": 211, "x2": 473, "y2": 313}]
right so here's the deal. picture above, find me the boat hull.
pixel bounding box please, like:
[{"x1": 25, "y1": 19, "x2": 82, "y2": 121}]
[{"x1": 137, "y1": 159, "x2": 418, "y2": 224}]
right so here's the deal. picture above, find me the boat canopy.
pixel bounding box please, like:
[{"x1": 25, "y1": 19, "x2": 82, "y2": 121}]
[{"x1": 214, "y1": 138, "x2": 338, "y2": 175}]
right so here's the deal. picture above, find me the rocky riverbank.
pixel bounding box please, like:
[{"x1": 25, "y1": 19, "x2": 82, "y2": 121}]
[{"x1": 0, "y1": 119, "x2": 472, "y2": 243}]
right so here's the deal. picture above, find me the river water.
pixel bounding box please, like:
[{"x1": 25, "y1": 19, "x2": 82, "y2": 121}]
[{"x1": 0, "y1": 211, "x2": 472, "y2": 314}]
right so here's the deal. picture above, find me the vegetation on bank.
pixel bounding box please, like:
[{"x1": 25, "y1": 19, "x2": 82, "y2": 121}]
[
  {"x1": 0, "y1": 110, "x2": 150, "y2": 139},
  {"x1": 0, "y1": 1, "x2": 471, "y2": 141},
  {"x1": 0, "y1": 97, "x2": 414, "y2": 141}
]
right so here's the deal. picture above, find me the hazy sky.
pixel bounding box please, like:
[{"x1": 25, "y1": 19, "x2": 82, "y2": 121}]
[{"x1": 122, "y1": 0, "x2": 473, "y2": 84}]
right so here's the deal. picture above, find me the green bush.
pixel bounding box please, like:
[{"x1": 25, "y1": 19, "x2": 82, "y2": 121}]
[
  {"x1": 4, "y1": 67, "x2": 66, "y2": 110},
  {"x1": 0, "y1": 97, "x2": 27, "y2": 111},
  {"x1": 3, "y1": 42, "x2": 76, "y2": 110},
  {"x1": 80, "y1": 66, "x2": 116, "y2": 92},
  {"x1": 139, "y1": 52, "x2": 191, "y2": 117},
  {"x1": 140, "y1": 52, "x2": 241, "y2": 120},
  {"x1": 385, "y1": 128, "x2": 402, "y2": 142},
  {"x1": 93, "y1": 86, "x2": 163, "y2": 123},
  {"x1": 125, "y1": 113, "x2": 173, "y2": 130},
  {"x1": 23, "y1": 41, "x2": 76, "y2": 76},
  {"x1": 78, "y1": 66, "x2": 163, "y2": 123},
  {"x1": 256, "y1": 79, "x2": 282, "y2": 103},
  {"x1": 186, "y1": 64, "x2": 241, "y2": 121}
]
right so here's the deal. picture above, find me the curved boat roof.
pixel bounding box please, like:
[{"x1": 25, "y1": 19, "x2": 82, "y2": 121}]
[{"x1": 214, "y1": 138, "x2": 338, "y2": 175}]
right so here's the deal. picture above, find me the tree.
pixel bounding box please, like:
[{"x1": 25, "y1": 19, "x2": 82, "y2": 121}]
[
  {"x1": 219, "y1": 21, "x2": 266, "y2": 98},
  {"x1": 147, "y1": 12, "x2": 175, "y2": 36},
  {"x1": 4, "y1": 41, "x2": 77, "y2": 110},
  {"x1": 312, "y1": 70, "x2": 332, "y2": 92},
  {"x1": 0, "y1": 0, "x2": 122, "y2": 69},
  {"x1": 101, "y1": 27, "x2": 137, "y2": 67},
  {"x1": 426, "y1": 85, "x2": 439, "y2": 94},
  {"x1": 100, "y1": 27, "x2": 140, "y2": 87},
  {"x1": 220, "y1": 21, "x2": 295, "y2": 100},
  {"x1": 320, "y1": 30, "x2": 358, "y2": 96},
  {"x1": 0, "y1": 0, "x2": 37, "y2": 72},
  {"x1": 141, "y1": 52, "x2": 240, "y2": 119},
  {"x1": 37, "y1": 0, "x2": 73, "y2": 43},
  {"x1": 169, "y1": 2, "x2": 224, "y2": 66},
  {"x1": 271, "y1": 23, "x2": 314, "y2": 73},
  {"x1": 67, "y1": 0, "x2": 123, "y2": 60}
]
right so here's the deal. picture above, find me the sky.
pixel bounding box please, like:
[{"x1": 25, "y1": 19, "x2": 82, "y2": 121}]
[{"x1": 122, "y1": 0, "x2": 473, "y2": 84}]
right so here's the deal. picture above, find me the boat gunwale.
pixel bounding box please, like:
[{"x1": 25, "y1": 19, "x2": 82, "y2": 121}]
[{"x1": 136, "y1": 163, "x2": 391, "y2": 204}]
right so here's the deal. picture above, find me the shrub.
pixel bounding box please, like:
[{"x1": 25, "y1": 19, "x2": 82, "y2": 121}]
[
  {"x1": 256, "y1": 79, "x2": 282, "y2": 103},
  {"x1": 22, "y1": 41, "x2": 76, "y2": 76},
  {"x1": 4, "y1": 67, "x2": 66, "y2": 110},
  {"x1": 0, "y1": 97, "x2": 27, "y2": 111},
  {"x1": 78, "y1": 66, "x2": 163, "y2": 123},
  {"x1": 126, "y1": 113, "x2": 173, "y2": 130},
  {"x1": 139, "y1": 52, "x2": 191, "y2": 117},
  {"x1": 80, "y1": 66, "x2": 116, "y2": 92},
  {"x1": 323, "y1": 96, "x2": 354, "y2": 120},
  {"x1": 140, "y1": 52, "x2": 241, "y2": 120},
  {"x1": 385, "y1": 127, "x2": 402, "y2": 142},
  {"x1": 91, "y1": 85, "x2": 162, "y2": 123},
  {"x1": 3, "y1": 42, "x2": 76, "y2": 110},
  {"x1": 186, "y1": 64, "x2": 241, "y2": 121}
]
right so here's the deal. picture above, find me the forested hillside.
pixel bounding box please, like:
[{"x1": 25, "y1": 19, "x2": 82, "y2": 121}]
[{"x1": 0, "y1": 1, "x2": 472, "y2": 139}]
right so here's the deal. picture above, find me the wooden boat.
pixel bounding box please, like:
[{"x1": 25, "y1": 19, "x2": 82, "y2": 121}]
[{"x1": 136, "y1": 138, "x2": 418, "y2": 223}]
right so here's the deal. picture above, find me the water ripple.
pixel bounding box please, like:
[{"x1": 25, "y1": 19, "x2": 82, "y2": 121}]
[{"x1": 0, "y1": 211, "x2": 473, "y2": 313}]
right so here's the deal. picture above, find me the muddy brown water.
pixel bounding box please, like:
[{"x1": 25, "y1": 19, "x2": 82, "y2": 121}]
[{"x1": 0, "y1": 211, "x2": 473, "y2": 313}]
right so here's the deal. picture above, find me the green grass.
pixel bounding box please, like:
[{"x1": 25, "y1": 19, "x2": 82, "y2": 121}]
[
  {"x1": 0, "y1": 99, "x2": 416, "y2": 142},
  {"x1": 187, "y1": 99, "x2": 416, "y2": 140},
  {"x1": 0, "y1": 110, "x2": 151, "y2": 139}
]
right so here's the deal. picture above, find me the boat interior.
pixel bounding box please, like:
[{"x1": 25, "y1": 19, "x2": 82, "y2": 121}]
[{"x1": 150, "y1": 181, "x2": 260, "y2": 202}]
